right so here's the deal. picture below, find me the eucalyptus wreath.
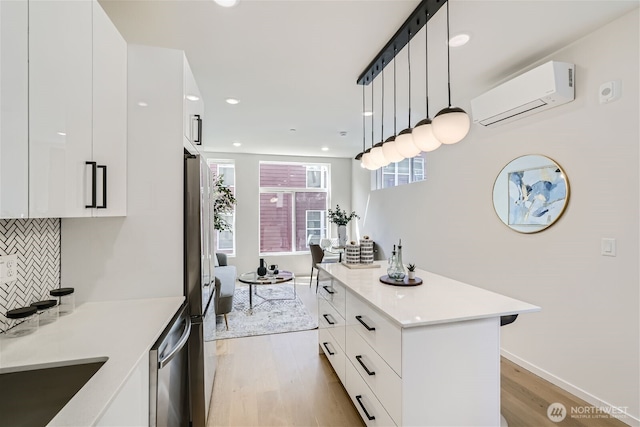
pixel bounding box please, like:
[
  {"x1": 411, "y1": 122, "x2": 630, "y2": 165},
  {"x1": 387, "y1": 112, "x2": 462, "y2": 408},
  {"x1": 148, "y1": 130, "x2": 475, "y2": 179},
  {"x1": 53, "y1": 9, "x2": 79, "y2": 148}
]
[
  {"x1": 328, "y1": 204, "x2": 360, "y2": 226},
  {"x1": 212, "y1": 175, "x2": 237, "y2": 232}
]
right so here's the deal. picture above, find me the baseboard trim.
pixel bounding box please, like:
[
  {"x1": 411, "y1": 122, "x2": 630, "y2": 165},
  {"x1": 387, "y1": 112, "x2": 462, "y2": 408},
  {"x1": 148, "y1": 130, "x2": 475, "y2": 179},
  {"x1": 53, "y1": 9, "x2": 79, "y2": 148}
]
[{"x1": 501, "y1": 349, "x2": 639, "y2": 427}]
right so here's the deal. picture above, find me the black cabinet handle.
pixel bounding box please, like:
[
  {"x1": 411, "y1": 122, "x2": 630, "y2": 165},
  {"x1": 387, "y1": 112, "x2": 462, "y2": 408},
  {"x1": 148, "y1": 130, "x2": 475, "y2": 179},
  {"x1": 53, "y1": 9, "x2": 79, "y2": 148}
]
[
  {"x1": 355, "y1": 355, "x2": 375, "y2": 376},
  {"x1": 322, "y1": 314, "x2": 336, "y2": 325},
  {"x1": 322, "y1": 342, "x2": 335, "y2": 356},
  {"x1": 97, "y1": 165, "x2": 107, "y2": 209},
  {"x1": 355, "y1": 315, "x2": 376, "y2": 331},
  {"x1": 193, "y1": 114, "x2": 202, "y2": 144},
  {"x1": 355, "y1": 395, "x2": 375, "y2": 421},
  {"x1": 322, "y1": 285, "x2": 335, "y2": 295},
  {"x1": 85, "y1": 161, "x2": 97, "y2": 208}
]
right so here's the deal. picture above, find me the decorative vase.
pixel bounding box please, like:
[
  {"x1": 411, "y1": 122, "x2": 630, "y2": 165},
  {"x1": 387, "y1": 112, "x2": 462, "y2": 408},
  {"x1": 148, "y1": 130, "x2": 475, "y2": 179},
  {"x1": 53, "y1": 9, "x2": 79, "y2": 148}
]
[
  {"x1": 345, "y1": 242, "x2": 361, "y2": 264},
  {"x1": 408, "y1": 271, "x2": 416, "y2": 280},
  {"x1": 257, "y1": 258, "x2": 267, "y2": 277},
  {"x1": 337, "y1": 225, "x2": 347, "y2": 247}
]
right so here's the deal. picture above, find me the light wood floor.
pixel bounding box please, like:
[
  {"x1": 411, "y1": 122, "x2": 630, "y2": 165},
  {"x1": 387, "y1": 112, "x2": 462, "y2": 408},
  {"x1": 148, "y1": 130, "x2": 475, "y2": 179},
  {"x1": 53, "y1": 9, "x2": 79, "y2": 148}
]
[{"x1": 208, "y1": 282, "x2": 629, "y2": 427}]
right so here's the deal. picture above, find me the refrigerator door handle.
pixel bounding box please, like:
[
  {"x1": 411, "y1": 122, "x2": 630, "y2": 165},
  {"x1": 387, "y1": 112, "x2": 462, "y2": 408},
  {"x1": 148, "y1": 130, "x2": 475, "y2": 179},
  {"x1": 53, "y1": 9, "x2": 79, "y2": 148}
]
[{"x1": 158, "y1": 315, "x2": 192, "y2": 369}]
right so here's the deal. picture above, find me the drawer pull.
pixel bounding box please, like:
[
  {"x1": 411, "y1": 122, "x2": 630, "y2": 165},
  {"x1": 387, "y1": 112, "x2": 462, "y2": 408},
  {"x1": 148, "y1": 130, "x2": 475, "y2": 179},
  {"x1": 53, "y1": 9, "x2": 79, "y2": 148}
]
[
  {"x1": 322, "y1": 285, "x2": 336, "y2": 295},
  {"x1": 355, "y1": 315, "x2": 376, "y2": 331},
  {"x1": 322, "y1": 314, "x2": 336, "y2": 325},
  {"x1": 355, "y1": 355, "x2": 375, "y2": 376},
  {"x1": 322, "y1": 342, "x2": 335, "y2": 356},
  {"x1": 355, "y1": 395, "x2": 376, "y2": 421}
]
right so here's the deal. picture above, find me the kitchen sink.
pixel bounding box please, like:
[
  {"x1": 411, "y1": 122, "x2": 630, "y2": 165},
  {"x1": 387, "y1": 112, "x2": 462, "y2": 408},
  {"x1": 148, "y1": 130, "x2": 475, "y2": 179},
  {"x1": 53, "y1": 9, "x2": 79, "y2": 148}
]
[{"x1": 0, "y1": 357, "x2": 108, "y2": 427}]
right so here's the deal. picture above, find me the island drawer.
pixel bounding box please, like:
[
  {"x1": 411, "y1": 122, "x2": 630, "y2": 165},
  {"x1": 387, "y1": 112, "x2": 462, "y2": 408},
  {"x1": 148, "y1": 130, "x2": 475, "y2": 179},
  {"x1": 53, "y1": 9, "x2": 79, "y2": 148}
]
[
  {"x1": 345, "y1": 357, "x2": 397, "y2": 427},
  {"x1": 319, "y1": 328, "x2": 345, "y2": 383},
  {"x1": 346, "y1": 327, "x2": 401, "y2": 424},
  {"x1": 318, "y1": 278, "x2": 346, "y2": 318},
  {"x1": 318, "y1": 297, "x2": 345, "y2": 351},
  {"x1": 346, "y1": 291, "x2": 401, "y2": 376}
]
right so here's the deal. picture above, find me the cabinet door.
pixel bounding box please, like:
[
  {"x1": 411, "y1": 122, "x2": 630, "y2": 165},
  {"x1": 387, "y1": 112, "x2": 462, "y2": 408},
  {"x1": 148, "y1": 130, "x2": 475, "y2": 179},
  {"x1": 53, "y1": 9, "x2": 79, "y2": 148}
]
[
  {"x1": 183, "y1": 58, "x2": 204, "y2": 145},
  {"x1": 0, "y1": 0, "x2": 28, "y2": 218},
  {"x1": 29, "y1": 0, "x2": 93, "y2": 218},
  {"x1": 92, "y1": 0, "x2": 127, "y2": 217}
]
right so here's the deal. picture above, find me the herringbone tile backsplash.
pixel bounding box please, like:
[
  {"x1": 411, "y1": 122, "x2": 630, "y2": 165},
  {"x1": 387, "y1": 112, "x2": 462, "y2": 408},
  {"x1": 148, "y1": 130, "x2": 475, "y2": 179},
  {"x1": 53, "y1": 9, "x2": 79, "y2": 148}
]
[{"x1": 0, "y1": 218, "x2": 61, "y2": 333}]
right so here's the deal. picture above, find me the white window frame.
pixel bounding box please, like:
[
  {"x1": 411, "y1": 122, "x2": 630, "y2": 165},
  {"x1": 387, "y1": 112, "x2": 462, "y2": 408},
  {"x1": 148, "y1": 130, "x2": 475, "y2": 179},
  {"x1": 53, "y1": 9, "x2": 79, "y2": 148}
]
[
  {"x1": 305, "y1": 210, "x2": 327, "y2": 247},
  {"x1": 259, "y1": 161, "x2": 331, "y2": 256},
  {"x1": 306, "y1": 165, "x2": 326, "y2": 189},
  {"x1": 207, "y1": 159, "x2": 236, "y2": 256},
  {"x1": 376, "y1": 155, "x2": 427, "y2": 189}
]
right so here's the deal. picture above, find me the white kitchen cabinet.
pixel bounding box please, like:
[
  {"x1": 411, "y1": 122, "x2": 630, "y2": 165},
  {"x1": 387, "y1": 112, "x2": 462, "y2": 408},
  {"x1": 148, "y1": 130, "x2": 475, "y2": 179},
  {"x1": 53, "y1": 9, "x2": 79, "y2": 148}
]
[
  {"x1": 29, "y1": 0, "x2": 126, "y2": 218},
  {"x1": 96, "y1": 356, "x2": 149, "y2": 427},
  {"x1": 183, "y1": 59, "x2": 204, "y2": 148},
  {"x1": 0, "y1": 0, "x2": 28, "y2": 218}
]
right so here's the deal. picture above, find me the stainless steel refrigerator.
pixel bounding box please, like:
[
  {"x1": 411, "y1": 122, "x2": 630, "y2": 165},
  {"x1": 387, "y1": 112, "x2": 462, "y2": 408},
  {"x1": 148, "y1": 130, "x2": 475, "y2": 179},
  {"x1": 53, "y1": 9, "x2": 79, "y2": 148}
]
[{"x1": 184, "y1": 151, "x2": 217, "y2": 426}]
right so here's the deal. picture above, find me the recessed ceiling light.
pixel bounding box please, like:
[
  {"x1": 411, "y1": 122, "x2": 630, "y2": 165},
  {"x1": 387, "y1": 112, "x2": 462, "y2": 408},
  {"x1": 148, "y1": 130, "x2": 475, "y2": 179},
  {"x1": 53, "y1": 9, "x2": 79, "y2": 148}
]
[
  {"x1": 232, "y1": 142, "x2": 242, "y2": 147},
  {"x1": 225, "y1": 98, "x2": 239, "y2": 105},
  {"x1": 186, "y1": 95, "x2": 200, "y2": 101},
  {"x1": 214, "y1": 0, "x2": 238, "y2": 7},
  {"x1": 449, "y1": 33, "x2": 470, "y2": 47},
  {"x1": 56, "y1": 131, "x2": 66, "y2": 136},
  {"x1": 321, "y1": 147, "x2": 329, "y2": 152},
  {"x1": 137, "y1": 101, "x2": 148, "y2": 107},
  {"x1": 363, "y1": 111, "x2": 373, "y2": 117},
  {"x1": 289, "y1": 128, "x2": 297, "y2": 132}
]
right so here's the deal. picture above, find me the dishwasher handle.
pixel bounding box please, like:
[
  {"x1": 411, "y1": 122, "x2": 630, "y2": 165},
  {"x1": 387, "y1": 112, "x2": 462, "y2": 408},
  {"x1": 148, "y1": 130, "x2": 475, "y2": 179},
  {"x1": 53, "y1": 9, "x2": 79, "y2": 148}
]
[{"x1": 158, "y1": 315, "x2": 192, "y2": 369}]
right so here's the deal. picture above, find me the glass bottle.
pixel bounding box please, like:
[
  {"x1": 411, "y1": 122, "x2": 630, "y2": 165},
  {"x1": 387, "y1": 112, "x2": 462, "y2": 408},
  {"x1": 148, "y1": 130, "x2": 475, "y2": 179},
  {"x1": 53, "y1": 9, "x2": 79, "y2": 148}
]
[
  {"x1": 396, "y1": 239, "x2": 406, "y2": 280},
  {"x1": 387, "y1": 245, "x2": 406, "y2": 281}
]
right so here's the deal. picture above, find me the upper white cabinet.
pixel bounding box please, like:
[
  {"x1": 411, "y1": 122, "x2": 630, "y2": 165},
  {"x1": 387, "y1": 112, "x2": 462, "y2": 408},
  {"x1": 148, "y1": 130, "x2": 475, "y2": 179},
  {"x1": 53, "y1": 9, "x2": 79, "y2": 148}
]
[
  {"x1": 183, "y1": 59, "x2": 204, "y2": 151},
  {"x1": 28, "y1": 0, "x2": 126, "y2": 218},
  {"x1": 0, "y1": 0, "x2": 29, "y2": 218}
]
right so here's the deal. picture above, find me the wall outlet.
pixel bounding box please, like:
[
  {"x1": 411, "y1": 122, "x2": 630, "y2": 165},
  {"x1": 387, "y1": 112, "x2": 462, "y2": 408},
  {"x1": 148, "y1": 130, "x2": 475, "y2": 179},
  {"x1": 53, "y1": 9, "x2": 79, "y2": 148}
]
[{"x1": 0, "y1": 254, "x2": 18, "y2": 284}]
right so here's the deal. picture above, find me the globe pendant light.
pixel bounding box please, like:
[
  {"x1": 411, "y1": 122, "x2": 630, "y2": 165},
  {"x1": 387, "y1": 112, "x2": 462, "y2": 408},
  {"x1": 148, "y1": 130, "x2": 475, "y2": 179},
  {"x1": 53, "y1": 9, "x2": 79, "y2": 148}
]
[
  {"x1": 355, "y1": 85, "x2": 367, "y2": 168},
  {"x1": 412, "y1": 11, "x2": 442, "y2": 153},
  {"x1": 395, "y1": 30, "x2": 421, "y2": 159},
  {"x1": 432, "y1": 0, "x2": 470, "y2": 145},
  {"x1": 363, "y1": 77, "x2": 380, "y2": 170},
  {"x1": 370, "y1": 61, "x2": 390, "y2": 168},
  {"x1": 381, "y1": 48, "x2": 404, "y2": 164}
]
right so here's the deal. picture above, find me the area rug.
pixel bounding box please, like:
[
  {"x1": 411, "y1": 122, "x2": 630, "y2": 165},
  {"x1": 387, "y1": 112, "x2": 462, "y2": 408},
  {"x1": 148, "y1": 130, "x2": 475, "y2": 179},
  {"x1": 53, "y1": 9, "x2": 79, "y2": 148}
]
[{"x1": 213, "y1": 284, "x2": 317, "y2": 340}]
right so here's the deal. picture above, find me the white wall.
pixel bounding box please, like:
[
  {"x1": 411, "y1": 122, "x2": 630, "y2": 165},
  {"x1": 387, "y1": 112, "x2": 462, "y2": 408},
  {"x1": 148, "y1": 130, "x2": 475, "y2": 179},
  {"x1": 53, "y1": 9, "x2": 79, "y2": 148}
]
[
  {"x1": 61, "y1": 45, "x2": 185, "y2": 304},
  {"x1": 353, "y1": 9, "x2": 639, "y2": 422},
  {"x1": 202, "y1": 152, "x2": 352, "y2": 277}
]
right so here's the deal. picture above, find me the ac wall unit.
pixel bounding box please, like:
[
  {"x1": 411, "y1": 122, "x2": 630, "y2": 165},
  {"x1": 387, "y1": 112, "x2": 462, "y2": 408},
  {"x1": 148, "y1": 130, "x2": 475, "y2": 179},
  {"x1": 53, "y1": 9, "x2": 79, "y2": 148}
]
[{"x1": 470, "y1": 61, "x2": 575, "y2": 127}]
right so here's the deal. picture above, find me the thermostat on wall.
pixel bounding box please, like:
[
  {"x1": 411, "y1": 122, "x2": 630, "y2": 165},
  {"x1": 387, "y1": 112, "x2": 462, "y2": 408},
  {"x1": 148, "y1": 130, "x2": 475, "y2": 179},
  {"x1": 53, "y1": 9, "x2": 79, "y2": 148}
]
[{"x1": 599, "y1": 80, "x2": 621, "y2": 104}]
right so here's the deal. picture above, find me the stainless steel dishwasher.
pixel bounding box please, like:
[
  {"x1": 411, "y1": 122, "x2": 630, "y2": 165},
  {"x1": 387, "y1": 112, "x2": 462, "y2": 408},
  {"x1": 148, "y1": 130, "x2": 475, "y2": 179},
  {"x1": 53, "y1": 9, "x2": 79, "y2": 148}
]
[{"x1": 149, "y1": 303, "x2": 191, "y2": 427}]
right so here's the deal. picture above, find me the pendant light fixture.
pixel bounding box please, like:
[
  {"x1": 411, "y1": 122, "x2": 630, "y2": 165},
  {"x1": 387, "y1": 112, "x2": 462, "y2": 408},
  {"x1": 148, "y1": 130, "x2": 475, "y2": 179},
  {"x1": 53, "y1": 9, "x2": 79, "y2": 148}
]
[
  {"x1": 395, "y1": 30, "x2": 422, "y2": 158},
  {"x1": 363, "y1": 77, "x2": 379, "y2": 170},
  {"x1": 381, "y1": 47, "x2": 404, "y2": 164},
  {"x1": 355, "y1": 85, "x2": 366, "y2": 168},
  {"x1": 411, "y1": 10, "x2": 442, "y2": 153},
  {"x1": 370, "y1": 61, "x2": 390, "y2": 168},
  {"x1": 432, "y1": 0, "x2": 470, "y2": 145}
]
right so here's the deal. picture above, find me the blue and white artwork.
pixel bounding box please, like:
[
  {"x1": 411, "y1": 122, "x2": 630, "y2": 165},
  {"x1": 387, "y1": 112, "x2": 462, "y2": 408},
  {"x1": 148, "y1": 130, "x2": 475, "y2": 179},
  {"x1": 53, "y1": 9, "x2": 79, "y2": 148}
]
[{"x1": 508, "y1": 166, "x2": 567, "y2": 226}]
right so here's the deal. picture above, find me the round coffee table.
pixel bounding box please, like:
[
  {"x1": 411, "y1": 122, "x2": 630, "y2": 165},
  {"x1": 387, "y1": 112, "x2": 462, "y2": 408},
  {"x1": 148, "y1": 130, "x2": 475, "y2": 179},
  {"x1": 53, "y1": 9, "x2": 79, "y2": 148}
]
[{"x1": 238, "y1": 271, "x2": 295, "y2": 309}]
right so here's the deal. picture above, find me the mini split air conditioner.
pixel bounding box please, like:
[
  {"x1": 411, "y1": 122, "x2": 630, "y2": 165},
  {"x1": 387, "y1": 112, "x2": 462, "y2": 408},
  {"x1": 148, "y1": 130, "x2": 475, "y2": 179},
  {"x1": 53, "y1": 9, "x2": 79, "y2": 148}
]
[{"x1": 470, "y1": 61, "x2": 575, "y2": 127}]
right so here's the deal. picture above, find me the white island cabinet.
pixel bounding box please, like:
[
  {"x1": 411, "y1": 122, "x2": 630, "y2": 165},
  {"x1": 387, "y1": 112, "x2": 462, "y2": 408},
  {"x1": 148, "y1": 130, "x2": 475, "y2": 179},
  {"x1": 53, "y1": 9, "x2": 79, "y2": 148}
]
[
  {"x1": 28, "y1": 0, "x2": 126, "y2": 218},
  {"x1": 317, "y1": 262, "x2": 540, "y2": 427}
]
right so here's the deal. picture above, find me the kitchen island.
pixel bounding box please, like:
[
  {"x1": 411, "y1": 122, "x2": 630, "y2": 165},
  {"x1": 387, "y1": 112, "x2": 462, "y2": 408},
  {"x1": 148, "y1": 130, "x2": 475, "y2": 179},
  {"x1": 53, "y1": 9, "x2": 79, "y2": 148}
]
[
  {"x1": 0, "y1": 297, "x2": 184, "y2": 426},
  {"x1": 317, "y1": 261, "x2": 540, "y2": 427}
]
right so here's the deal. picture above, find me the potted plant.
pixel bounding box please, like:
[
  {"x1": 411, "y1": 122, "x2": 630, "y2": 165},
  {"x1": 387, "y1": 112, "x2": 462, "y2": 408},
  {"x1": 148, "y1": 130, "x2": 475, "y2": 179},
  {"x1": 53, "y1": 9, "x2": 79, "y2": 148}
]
[
  {"x1": 212, "y1": 174, "x2": 237, "y2": 232},
  {"x1": 328, "y1": 204, "x2": 360, "y2": 247},
  {"x1": 407, "y1": 263, "x2": 416, "y2": 280}
]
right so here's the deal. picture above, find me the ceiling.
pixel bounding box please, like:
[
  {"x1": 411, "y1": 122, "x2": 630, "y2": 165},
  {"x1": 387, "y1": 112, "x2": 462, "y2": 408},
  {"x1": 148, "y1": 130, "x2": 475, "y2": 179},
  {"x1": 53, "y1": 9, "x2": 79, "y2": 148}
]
[{"x1": 100, "y1": 0, "x2": 638, "y2": 159}]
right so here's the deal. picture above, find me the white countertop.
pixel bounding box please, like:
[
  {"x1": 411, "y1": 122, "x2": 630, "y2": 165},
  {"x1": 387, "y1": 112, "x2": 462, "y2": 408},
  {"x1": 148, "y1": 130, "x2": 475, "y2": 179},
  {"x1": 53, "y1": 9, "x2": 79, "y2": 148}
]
[
  {"x1": 0, "y1": 296, "x2": 184, "y2": 426},
  {"x1": 318, "y1": 262, "x2": 540, "y2": 327}
]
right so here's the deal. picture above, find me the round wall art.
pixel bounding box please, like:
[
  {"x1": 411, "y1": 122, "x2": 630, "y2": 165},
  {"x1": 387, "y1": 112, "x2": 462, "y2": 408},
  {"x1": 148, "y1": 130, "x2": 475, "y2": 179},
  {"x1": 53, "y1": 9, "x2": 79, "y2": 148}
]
[{"x1": 492, "y1": 155, "x2": 569, "y2": 233}]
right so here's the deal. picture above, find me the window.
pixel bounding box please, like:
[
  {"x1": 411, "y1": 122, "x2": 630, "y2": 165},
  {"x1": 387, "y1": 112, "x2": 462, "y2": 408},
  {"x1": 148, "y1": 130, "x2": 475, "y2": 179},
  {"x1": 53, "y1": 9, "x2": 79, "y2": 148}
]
[
  {"x1": 208, "y1": 160, "x2": 236, "y2": 256},
  {"x1": 377, "y1": 154, "x2": 426, "y2": 189},
  {"x1": 259, "y1": 162, "x2": 330, "y2": 255}
]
